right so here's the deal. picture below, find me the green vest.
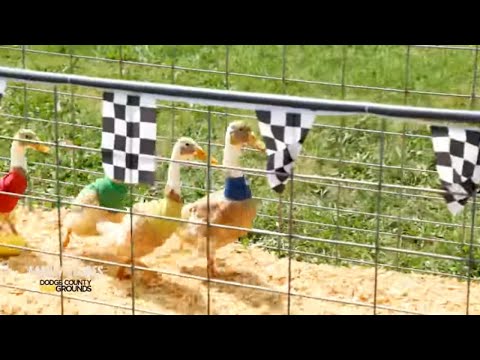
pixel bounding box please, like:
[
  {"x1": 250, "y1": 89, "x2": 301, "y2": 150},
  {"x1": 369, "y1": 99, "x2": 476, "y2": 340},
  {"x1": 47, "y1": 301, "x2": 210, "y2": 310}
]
[{"x1": 82, "y1": 177, "x2": 128, "y2": 210}]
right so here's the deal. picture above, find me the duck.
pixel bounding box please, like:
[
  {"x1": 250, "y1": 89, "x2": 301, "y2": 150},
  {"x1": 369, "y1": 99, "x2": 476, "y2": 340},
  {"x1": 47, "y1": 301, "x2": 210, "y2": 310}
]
[
  {"x1": 73, "y1": 137, "x2": 217, "y2": 279},
  {"x1": 175, "y1": 121, "x2": 266, "y2": 277},
  {"x1": 61, "y1": 174, "x2": 131, "y2": 248},
  {"x1": 0, "y1": 129, "x2": 49, "y2": 250}
]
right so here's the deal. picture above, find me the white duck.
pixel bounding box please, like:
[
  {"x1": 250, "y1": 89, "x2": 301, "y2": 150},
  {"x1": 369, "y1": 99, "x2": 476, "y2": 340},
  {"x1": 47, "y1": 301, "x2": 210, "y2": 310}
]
[{"x1": 175, "y1": 121, "x2": 266, "y2": 277}]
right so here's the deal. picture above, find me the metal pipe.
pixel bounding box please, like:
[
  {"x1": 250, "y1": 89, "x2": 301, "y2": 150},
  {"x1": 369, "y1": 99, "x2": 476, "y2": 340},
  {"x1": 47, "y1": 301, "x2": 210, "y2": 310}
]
[{"x1": 1, "y1": 66, "x2": 480, "y2": 122}]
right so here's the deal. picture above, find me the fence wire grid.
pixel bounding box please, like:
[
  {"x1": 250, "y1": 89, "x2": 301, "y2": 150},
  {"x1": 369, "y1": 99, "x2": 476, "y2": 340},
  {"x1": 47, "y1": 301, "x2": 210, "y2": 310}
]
[{"x1": 0, "y1": 45, "x2": 479, "y2": 315}]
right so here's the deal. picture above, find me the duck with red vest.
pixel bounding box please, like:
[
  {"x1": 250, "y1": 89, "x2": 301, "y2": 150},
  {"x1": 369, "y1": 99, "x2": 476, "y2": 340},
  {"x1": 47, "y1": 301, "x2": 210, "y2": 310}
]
[{"x1": 0, "y1": 129, "x2": 49, "y2": 255}]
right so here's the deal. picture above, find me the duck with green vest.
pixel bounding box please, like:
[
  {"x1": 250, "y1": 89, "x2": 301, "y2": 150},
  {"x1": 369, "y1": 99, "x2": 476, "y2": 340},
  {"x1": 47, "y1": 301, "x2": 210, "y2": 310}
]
[{"x1": 62, "y1": 175, "x2": 131, "y2": 248}]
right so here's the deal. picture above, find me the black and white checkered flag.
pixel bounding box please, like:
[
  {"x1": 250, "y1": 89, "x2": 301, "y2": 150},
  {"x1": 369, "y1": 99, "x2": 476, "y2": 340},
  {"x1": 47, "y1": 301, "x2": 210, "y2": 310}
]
[
  {"x1": 101, "y1": 91, "x2": 157, "y2": 185},
  {"x1": 256, "y1": 110, "x2": 315, "y2": 193},
  {"x1": 0, "y1": 78, "x2": 5, "y2": 102},
  {"x1": 431, "y1": 126, "x2": 480, "y2": 215}
]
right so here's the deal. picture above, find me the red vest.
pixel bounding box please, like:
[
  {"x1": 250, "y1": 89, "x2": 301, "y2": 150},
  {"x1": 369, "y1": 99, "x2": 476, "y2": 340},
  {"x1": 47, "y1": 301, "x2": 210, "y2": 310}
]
[{"x1": 0, "y1": 169, "x2": 28, "y2": 213}]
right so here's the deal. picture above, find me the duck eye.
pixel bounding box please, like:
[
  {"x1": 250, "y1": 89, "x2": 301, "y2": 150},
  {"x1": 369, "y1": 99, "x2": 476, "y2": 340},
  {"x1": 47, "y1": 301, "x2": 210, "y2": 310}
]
[{"x1": 185, "y1": 143, "x2": 190, "y2": 147}]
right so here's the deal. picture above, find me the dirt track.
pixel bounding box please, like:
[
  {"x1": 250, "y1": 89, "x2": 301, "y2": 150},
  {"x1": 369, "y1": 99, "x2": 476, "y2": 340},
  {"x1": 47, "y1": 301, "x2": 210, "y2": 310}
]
[{"x1": 0, "y1": 207, "x2": 478, "y2": 315}]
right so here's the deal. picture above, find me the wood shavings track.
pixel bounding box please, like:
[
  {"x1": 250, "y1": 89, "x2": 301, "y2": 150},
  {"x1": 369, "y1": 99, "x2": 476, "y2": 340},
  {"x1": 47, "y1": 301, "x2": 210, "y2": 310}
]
[{"x1": 0, "y1": 207, "x2": 479, "y2": 315}]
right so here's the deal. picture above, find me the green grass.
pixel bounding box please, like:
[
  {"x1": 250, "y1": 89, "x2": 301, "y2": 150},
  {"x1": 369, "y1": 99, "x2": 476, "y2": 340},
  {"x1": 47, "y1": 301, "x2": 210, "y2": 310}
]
[{"x1": 1, "y1": 45, "x2": 480, "y2": 278}]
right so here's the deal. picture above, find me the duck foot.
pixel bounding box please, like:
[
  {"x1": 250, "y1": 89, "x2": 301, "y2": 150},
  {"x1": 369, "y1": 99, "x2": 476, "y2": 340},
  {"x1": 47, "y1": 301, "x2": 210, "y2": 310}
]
[
  {"x1": 6, "y1": 220, "x2": 18, "y2": 236},
  {"x1": 207, "y1": 257, "x2": 219, "y2": 278},
  {"x1": 62, "y1": 229, "x2": 72, "y2": 248},
  {"x1": 116, "y1": 260, "x2": 161, "y2": 285}
]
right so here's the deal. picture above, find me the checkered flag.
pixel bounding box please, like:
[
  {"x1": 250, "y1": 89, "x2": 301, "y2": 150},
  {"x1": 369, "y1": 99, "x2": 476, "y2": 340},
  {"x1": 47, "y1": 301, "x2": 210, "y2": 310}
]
[
  {"x1": 0, "y1": 78, "x2": 6, "y2": 103},
  {"x1": 256, "y1": 110, "x2": 315, "y2": 193},
  {"x1": 431, "y1": 126, "x2": 480, "y2": 215},
  {"x1": 101, "y1": 91, "x2": 157, "y2": 185}
]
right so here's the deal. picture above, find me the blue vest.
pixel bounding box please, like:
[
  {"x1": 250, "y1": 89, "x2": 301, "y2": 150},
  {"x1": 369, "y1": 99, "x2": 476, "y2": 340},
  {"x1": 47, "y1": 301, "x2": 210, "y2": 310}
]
[{"x1": 224, "y1": 176, "x2": 252, "y2": 201}]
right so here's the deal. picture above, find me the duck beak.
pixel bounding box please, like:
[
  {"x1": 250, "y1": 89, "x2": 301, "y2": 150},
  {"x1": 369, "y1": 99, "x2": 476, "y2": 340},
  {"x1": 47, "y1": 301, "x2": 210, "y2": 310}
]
[
  {"x1": 210, "y1": 156, "x2": 219, "y2": 165},
  {"x1": 247, "y1": 131, "x2": 266, "y2": 153},
  {"x1": 193, "y1": 147, "x2": 218, "y2": 165},
  {"x1": 31, "y1": 143, "x2": 50, "y2": 154}
]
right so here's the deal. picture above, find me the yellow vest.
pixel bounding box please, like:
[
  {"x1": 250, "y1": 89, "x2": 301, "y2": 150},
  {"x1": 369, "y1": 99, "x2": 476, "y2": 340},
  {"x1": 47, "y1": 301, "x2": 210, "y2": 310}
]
[{"x1": 139, "y1": 197, "x2": 183, "y2": 238}]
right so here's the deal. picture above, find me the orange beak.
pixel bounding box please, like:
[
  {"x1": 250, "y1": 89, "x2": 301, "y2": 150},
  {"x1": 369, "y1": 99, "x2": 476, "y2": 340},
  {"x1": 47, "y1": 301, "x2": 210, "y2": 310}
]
[
  {"x1": 31, "y1": 143, "x2": 50, "y2": 154},
  {"x1": 193, "y1": 147, "x2": 218, "y2": 165},
  {"x1": 247, "y1": 131, "x2": 266, "y2": 153}
]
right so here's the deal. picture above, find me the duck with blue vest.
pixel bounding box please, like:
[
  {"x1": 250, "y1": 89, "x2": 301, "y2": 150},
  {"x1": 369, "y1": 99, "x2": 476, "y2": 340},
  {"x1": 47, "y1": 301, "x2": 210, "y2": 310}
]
[{"x1": 175, "y1": 121, "x2": 266, "y2": 278}]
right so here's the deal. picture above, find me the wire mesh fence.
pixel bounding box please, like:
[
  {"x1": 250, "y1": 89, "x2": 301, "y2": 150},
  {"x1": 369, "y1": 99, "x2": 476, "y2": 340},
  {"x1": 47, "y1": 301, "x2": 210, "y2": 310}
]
[{"x1": 0, "y1": 45, "x2": 480, "y2": 315}]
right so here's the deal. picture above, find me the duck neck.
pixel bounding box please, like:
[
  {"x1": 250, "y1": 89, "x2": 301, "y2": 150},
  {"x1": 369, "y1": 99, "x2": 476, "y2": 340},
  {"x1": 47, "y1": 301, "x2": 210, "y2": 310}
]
[
  {"x1": 10, "y1": 141, "x2": 27, "y2": 171},
  {"x1": 166, "y1": 152, "x2": 182, "y2": 197},
  {"x1": 223, "y1": 140, "x2": 243, "y2": 178}
]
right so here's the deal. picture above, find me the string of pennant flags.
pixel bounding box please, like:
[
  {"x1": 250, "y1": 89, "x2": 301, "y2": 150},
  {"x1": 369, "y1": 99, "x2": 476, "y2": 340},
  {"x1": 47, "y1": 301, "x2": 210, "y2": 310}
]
[
  {"x1": 1, "y1": 76, "x2": 479, "y2": 215},
  {"x1": 100, "y1": 89, "x2": 315, "y2": 193}
]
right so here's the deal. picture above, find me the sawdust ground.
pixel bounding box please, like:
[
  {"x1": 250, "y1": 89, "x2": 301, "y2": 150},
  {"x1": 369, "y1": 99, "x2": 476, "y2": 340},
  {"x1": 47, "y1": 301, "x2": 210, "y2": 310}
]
[{"x1": 0, "y1": 207, "x2": 479, "y2": 315}]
